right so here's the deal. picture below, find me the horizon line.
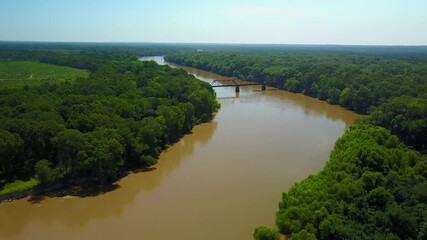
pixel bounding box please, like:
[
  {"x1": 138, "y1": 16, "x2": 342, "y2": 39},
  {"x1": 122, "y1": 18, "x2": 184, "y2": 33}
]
[{"x1": 1, "y1": 40, "x2": 427, "y2": 47}]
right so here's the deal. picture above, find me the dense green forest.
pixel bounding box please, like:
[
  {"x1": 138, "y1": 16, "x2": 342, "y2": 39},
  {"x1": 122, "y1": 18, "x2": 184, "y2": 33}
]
[
  {"x1": 0, "y1": 43, "x2": 218, "y2": 192},
  {"x1": 276, "y1": 123, "x2": 427, "y2": 240},
  {"x1": 164, "y1": 48, "x2": 427, "y2": 239}
]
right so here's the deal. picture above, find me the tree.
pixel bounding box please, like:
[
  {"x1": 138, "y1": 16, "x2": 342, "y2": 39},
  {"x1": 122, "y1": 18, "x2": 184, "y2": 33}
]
[
  {"x1": 0, "y1": 129, "x2": 24, "y2": 181},
  {"x1": 327, "y1": 88, "x2": 341, "y2": 104},
  {"x1": 368, "y1": 187, "x2": 393, "y2": 210},
  {"x1": 253, "y1": 226, "x2": 280, "y2": 240},
  {"x1": 116, "y1": 71, "x2": 136, "y2": 95},
  {"x1": 386, "y1": 204, "x2": 418, "y2": 239},
  {"x1": 339, "y1": 87, "x2": 353, "y2": 108},
  {"x1": 353, "y1": 86, "x2": 372, "y2": 113},
  {"x1": 157, "y1": 105, "x2": 185, "y2": 142},
  {"x1": 289, "y1": 230, "x2": 317, "y2": 240},
  {"x1": 52, "y1": 129, "x2": 87, "y2": 176},
  {"x1": 188, "y1": 89, "x2": 218, "y2": 122},
  {"x1": 79, "y1": 133, "x2": 124, "y2": 182},
  {"x1": 34, "y1": 159, "x2": 56, "y2": 183},
  {"x1": 284, "y1": 78, "x2": 300, "y2": 93}
]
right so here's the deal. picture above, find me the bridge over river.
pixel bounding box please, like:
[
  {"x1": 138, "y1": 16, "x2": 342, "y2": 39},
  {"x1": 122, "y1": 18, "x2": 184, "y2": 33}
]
[{"x1": 211, "y1": 79, "x2": 267, "y2": 92}]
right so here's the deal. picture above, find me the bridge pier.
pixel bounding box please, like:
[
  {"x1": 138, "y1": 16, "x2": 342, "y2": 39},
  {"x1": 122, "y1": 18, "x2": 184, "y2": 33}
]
[
  {"x1": 235, "y1": 85, "x2": 240, "y2": 92},
  {"x1": 261, "y1": 84, "x2": 266, "y2": 91}
]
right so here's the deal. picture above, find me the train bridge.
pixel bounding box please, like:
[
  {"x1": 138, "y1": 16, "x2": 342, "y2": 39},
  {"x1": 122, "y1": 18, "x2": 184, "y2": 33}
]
[{"x1": 211, "y1": 79, "x2": 266, "y2": 92}]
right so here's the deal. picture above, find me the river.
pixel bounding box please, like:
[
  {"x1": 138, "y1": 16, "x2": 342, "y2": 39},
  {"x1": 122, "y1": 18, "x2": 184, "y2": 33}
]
[{"x1": 0, "y1": 56, "x2": 360, "y2": 240}]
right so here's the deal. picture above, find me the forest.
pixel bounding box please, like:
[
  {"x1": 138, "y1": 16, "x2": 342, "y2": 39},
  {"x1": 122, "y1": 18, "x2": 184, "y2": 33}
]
[
  {"x1": 1, "y1": 42, "x2": 427, "y2": 239},
  {"x1": 275, "y1": 123, "x2": 427, "y2": 239},
  {"x1": 165, "y1": 47, "x2": 427, "y2": 240},
  {"x1": 0, "y1": 43, "x2": 219, "y2": 193}
]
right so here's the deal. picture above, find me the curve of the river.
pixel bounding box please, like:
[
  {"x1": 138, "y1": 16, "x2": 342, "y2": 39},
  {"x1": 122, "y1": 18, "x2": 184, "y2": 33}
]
[{"x1": 0, "y1": 56, "x2": 361, "y2": 240}]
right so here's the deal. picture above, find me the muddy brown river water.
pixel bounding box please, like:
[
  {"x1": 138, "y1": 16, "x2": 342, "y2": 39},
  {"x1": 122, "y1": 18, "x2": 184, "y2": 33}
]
[{"x1": 0, "y1": 56, "x2": 360, "y2": 240}]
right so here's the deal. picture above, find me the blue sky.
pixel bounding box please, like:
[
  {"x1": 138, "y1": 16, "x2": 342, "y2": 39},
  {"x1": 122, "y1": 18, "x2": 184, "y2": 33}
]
[{"x1": 0, "y1": 0, "x2": 426, "y2": 45}]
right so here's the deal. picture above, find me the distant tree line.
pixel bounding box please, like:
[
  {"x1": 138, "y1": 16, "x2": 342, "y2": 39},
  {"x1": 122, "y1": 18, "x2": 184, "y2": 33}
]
[
  {"x1": 0, "y1": 49, "x2": 219, "y2": 185},
  {"x1": 0, "y1": 42, "x2": 201, "y2": 70}
]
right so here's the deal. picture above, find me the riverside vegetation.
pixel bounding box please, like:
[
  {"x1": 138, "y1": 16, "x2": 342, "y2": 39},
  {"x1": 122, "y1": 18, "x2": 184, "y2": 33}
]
[
  {"x1": 1, "y1": 42, "x2": 427, "y2": 239},
  {"x1": 0, "y1": 43, "x2": 219, "y2": 195},
  {"x1": 165, "y1": 46, "x2": 427, "y2": 240}
]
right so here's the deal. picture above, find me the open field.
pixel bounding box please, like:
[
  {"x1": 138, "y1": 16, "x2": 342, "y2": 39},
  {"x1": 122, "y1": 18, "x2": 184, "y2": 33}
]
[
  {"x1": 0, "y1": 179, "x2": 38, "y2": 196},
  {"x1": 0, "y1": 61, "x2": 89, "y2": 88}
]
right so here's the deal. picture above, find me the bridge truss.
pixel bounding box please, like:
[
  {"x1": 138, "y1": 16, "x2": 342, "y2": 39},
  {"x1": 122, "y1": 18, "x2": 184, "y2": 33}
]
[{"x1": 211, "y1": 80, "x2": 266, "y2": 92}]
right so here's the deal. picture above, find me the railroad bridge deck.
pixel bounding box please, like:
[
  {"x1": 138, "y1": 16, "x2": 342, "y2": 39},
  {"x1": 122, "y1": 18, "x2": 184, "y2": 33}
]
[{"x1": 211, "y1": 80, "x2": 266, "y2": 92}]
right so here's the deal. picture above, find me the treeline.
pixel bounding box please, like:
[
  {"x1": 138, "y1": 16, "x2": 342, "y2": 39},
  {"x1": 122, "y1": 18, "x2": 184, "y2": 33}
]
[
  {"x1": 0, "y1": 42, "x2": 193, "y2": 73},
  {"x1": 276, "y1": 123, "x2": 427, "y2": 240},
  {"x1": 0, "y1": 42, "x2": 200, "y2": 71},
  {"x1": 165, "y1": 51, "x2": 427, "y2": 151},
  {"x1": 0, "y1": 53, "x2": 218, "y2": 185},
  {"x1": 0, "y1": 43, "x2": 136, "y2": 72}
]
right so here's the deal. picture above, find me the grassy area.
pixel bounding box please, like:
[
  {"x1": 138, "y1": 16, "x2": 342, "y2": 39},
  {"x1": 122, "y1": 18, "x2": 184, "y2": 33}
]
[
  {"x1": 0, "y1": 61, "x2": 89, "y2": 89},
  {"x1": 0, "y1": 178, "x2": 39, "y2": 196}
]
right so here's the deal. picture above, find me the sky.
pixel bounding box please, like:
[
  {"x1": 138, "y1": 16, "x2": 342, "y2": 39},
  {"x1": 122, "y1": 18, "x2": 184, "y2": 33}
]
[{"x1": 0, "y1": 0, "x2": 426, "y2": 45}]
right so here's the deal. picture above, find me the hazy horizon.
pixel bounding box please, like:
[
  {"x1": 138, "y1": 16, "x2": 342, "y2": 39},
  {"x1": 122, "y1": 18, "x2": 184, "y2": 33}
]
[
  {"x1": 2, "y1": 41, "x2": 427, "y2": 47},
  {"x1": 1, "y1": 0, "x2": 427, "y2": 45}
]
